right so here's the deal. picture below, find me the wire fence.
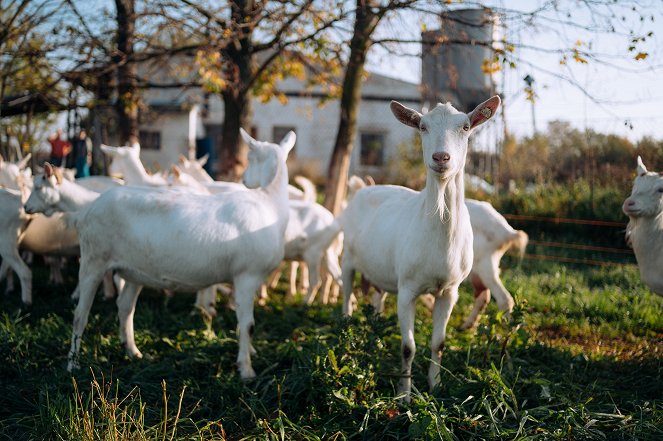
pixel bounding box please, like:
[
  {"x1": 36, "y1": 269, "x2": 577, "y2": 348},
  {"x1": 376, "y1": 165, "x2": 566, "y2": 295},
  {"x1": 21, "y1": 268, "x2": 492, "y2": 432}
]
[{"x1": 501, "y1": 213, "x2": 636, "y2": 268}]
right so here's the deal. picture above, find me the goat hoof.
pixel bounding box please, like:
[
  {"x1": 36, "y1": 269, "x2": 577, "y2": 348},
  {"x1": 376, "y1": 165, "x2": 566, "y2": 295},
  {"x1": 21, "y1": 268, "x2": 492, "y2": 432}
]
[{"x1": 239, "y1": 366, "x2": 256, "y2": 381}]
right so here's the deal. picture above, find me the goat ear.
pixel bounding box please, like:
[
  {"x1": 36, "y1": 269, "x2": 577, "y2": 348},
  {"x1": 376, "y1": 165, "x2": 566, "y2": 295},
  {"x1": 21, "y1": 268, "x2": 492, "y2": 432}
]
[
  {"x1": 178, "y1": 154, "x2": 187, "y2": 164},
  {"x1": 637, "y1": 156, "x2": 648, "y2": 176},
  {"x1": 17, "y1": 153, "x2": 31, "y2": 169},
  {"x1": 44, "y1": 162, "x2": 54, "y2": 178},
  {"x1": 240, "y1": 128, "x2": 256, "y2": 149},
  {"x1": 390, "y1": 101, "x2": 422, "y2": 129},
  {"x1": 468, "y1": 95, "x2": 501, "y2": 130},
  {"x1": 279, "y1": 131, "x2": 296, "y2": 155},
  {"x1": 197, "y1": 153, "x2": 209, "y2": 166},
  {"x1": 170, "y1": 164, "x2": 181, "y2": 178}
]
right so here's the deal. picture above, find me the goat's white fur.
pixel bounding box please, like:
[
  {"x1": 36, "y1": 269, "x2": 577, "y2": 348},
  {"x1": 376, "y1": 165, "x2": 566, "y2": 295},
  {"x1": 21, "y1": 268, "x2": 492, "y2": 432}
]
[
  {"x1": 349, "y1": 176, "x2": 526, "y2": 328},
  {"x1": 622, "y1": 156, "x2": 663, "y2": 296},
  {"x1": 0, "y1": 154, "x2": 32, "y2": 191},
  {"x1": 101, "y1": 142, "x2": 168, "y2": 186},
  {"x1": 66, "y1": 129, "x2": 295, "y2": 378},
  {"x1": 339, "y1": 96, "x2": 500, "y2": 399}
]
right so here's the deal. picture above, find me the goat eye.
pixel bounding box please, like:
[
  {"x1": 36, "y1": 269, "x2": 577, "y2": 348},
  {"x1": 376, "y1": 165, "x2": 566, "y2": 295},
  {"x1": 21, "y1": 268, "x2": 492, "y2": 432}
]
[
  {"x1": 463, "y1": 123, "x2": 470, "y2": 131},
  {"x1": 420, "y1": 124, "x2": 427, "y2": 133},
  {"x1": 658, "y1": 188, "x2": 663, "y2": 193}
]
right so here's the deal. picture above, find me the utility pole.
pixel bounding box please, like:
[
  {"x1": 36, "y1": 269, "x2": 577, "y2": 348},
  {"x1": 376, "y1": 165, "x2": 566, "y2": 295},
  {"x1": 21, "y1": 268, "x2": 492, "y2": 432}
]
[{"x1": 523, "y1": 74, "x2": 537, "y2": 135}]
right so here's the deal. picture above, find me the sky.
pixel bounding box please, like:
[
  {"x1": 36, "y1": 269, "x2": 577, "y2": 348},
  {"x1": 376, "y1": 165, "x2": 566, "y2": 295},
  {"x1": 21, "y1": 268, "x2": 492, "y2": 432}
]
[{"x1": 366, "y1": 0, "x2": 663, "y2": 143}]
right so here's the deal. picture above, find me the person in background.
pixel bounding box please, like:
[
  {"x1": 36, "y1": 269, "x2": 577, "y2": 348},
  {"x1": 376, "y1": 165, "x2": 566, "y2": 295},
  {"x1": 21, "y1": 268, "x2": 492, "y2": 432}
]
[
  {"x1": 72, "y1": 129, "x2": 92, "y2": 178},
  {"x1": 47, "y1": 128, "x2": 72, "y2": 167}
]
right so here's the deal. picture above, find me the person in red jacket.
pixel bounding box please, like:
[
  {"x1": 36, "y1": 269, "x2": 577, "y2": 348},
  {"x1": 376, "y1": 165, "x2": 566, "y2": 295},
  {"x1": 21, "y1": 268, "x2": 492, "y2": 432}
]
[{"x1": 47, "y1": 128, "x2": 72, "y2": 167}]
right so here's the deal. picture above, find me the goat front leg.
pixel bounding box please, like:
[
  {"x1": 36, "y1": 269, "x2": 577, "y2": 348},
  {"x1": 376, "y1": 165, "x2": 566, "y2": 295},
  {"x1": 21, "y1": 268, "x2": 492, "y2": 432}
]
[
  {"x1": 397, "y1": 287, "x2": 417, "y2": 401},
  {"x1": 340, "y1": 253, "x2": 356, "y2": 316},
  {"x1": 233, "y1": 274, "x2": 261, "y2": 380},
  {"x1": 428, "y1": 285, "x2": 459, "y2": 391},
  {"x1": 117, "y1": 281, "x2": 144, "y2": 358},
  {"x1": 67, "y1": 264, "x2": 104, "y2": 371}
]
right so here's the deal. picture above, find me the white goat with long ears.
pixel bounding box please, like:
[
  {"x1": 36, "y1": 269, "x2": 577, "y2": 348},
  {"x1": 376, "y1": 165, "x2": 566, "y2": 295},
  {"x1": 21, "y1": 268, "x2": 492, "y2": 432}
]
[
  {"x1": 622, "y1": 156, "x2": 663, "y2": 296},
  {"x1": 339, "y1": 96, "x2": 500, "y2": 399},
  {"x1": 67, "y1": 129, "x2": 295, "y2": 378}
]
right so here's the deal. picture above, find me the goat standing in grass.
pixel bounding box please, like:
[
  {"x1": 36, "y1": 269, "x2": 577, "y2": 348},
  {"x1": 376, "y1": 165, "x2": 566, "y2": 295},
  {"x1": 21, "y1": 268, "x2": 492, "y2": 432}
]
[
  {"x1": 339, "y1": 96, "x2": 500, "y2": 399},
  {"x1": 623, "y1": 156, "x2": 663, "y2": 296},
  {"x1": 67, "y1": 129, "x2": 295, "y2": 379}
]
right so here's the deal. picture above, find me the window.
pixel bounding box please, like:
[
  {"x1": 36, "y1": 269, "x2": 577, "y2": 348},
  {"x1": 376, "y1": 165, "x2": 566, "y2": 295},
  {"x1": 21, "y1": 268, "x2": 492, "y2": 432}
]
[
  {"x1": 360, "y1": 132, "x2": 385, "y2": 166},
  {"x1": 139, "y1": 130, "x2": 161, "y2": 150},
  {"x1": 272, "y1": 126, "x2": 296, "y2": 156}
]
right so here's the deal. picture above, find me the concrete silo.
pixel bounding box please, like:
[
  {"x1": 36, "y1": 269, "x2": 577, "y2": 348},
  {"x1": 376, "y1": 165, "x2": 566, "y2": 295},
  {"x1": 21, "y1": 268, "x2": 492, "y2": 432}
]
[{"x1": 422, "y1": 8, "x2": 497, "y2": 113}]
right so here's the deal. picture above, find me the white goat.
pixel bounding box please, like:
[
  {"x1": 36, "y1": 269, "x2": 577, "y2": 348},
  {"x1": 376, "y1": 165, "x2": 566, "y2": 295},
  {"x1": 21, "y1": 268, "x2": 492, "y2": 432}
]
[
  {"x1": 67, "y1": 129, "x2": 295, "y2": 378},
  {"x1": 176, "y1": 153, "x2": 315, "y2": 201},
  {"x1": 0, "y1": 154, "x2": 32, "y2": 190},
  {"x1": 276, "y1": 201, "x2": 342, "y2": 304},
  {"x1": 339, "y1": 96, "x2": 500, "y2": 399},
  {"x1": 101, "y1": 142, "x2": 168, "y2": 186},
  {"x1": 622, "y1": 156, "x2": 663, "y2": 296},
  {"x1": 349, "y1": 176, "x2": 527, "y2": 328},
  {"x1": 459, "y1": 199, "x2": 527, "y2": 329},
  {"x1": 0, "y1": 187, "x2": 80, "y2": 304}
]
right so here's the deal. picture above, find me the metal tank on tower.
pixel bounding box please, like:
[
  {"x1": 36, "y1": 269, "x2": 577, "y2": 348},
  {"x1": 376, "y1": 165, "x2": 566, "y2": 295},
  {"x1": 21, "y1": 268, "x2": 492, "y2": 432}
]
[{"x1": 421, "y1": 7, "x2": 497, "y2": 113}]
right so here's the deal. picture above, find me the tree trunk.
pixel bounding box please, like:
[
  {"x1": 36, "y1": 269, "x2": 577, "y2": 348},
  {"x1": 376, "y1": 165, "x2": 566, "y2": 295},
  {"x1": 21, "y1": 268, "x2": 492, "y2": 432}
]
[
  {"x1": 114, "y1": 0, "x2": 139, "y2": 144},
  {"x1": 323, "y1": 2, "x2": 377, "y2": 215},
  {"x1": 218, "y1": 88, "x2": 252, "y2": 180},
  {"x1": 216, "y1": 0, "x2": 255, "y2": 180}
]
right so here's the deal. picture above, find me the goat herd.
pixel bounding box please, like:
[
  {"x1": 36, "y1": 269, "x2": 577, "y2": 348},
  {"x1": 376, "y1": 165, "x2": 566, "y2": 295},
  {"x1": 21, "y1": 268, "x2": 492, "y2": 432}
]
[{"x1": 0, "y1": 96, "x2": 660, "y2": 401}]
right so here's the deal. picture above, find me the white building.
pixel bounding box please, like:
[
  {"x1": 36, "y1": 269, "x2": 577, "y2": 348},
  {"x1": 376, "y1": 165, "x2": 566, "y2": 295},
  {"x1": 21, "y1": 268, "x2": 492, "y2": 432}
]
[{"x1": 137, "y1": 70, "x2": 421, "y2": 181}]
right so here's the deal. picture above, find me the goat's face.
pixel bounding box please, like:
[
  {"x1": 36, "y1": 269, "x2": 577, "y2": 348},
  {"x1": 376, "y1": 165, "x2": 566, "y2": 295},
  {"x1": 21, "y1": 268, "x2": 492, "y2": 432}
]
[
  {"x1": 391, "y1": 96, "x2": 500, "y2": 180},
  {"x1": 419, "y1": 104, "x2": 472, "y2": 178},
  {"x1": 24, "y1": 164, "x2": 61, "y2": 216},
  {"x1": 623, "y1": 157, "x2": 663, "y2": 219},
  {"x1": 241, "y1": 129, "x2": 295, "y2": 189}
]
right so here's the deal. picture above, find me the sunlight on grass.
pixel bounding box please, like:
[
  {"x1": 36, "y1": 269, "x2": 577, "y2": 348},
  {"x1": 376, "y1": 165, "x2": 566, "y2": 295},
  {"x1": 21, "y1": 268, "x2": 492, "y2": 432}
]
[{"x1": 0, "y1": 260, "x2": 661, "y2": 439}]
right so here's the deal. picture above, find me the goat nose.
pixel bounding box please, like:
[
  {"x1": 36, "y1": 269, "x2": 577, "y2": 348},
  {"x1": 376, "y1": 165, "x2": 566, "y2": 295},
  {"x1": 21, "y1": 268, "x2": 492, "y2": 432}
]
[{"x1": 432, "y1": 152, "x2": 450, "y2": 164}]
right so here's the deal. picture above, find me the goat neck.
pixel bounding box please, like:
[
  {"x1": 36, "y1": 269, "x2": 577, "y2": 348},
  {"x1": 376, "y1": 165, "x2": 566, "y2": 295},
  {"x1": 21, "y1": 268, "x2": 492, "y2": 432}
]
[{"x1": 423, "y1": 157, "x2": 467, "y2": 239}]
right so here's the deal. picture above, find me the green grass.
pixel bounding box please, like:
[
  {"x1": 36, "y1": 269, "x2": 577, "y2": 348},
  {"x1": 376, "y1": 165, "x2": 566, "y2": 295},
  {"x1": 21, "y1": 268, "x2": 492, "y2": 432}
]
[{"x1": 0, "y1": 258, "x2": 661, "y2": 440}]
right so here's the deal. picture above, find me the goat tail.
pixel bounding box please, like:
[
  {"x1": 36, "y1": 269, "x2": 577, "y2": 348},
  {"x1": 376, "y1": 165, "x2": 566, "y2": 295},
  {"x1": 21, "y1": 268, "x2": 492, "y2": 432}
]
[
  {"x1": 293, "y1": 175, "x2": 317, "y2": 203},
  {"x1": 346, "y1": 175, "x2": 367, "y2": 202},
  {"x1": 508, "y1": 230, "x2": 529, "y2": 260}
]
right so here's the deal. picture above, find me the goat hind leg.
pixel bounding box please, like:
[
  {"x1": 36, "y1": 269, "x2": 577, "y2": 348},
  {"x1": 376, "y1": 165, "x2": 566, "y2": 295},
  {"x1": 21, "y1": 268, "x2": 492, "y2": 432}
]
[
  {"x1": 233, "y1": 274, "x2": 262, "y2": 380},
  {"x1": 117, "y1": 281, "x2": 144, "y2": 358},
  {"x1": 459, "y1": 273, "x2": 491, "y2": 331},
  {"x1": 1, "y1": 248, "x2": 32, "y2": 305}
]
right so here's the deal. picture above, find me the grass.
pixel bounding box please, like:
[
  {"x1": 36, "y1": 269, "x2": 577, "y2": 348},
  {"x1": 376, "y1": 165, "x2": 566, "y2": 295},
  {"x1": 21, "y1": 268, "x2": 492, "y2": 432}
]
[{"x1": 0, "y1": 258, "x2": 661, "y2": 440}]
